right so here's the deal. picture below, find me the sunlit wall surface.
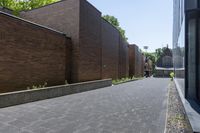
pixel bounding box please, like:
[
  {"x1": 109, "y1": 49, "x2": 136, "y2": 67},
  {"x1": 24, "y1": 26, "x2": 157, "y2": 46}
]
[
  {"x1": 173, "y1": 21, "x2": 185, "y2": 95},
  {"x1": 173, "y1": 0, "x2": 185, "y2": 96}
]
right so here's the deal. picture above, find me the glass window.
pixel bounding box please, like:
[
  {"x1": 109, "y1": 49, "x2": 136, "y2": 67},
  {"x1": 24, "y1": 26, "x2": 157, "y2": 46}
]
[
  {"x1": 180, "y1": 0, "x2": 184, "y2": 24},
  {"x1": 174, "y1": 19, "x2": 185, "y2": 95},
  {"x1": 185, "y1": 0, "x2": 197, "y2": 10},
  {"x1": 199, "y1": 1, "x2": 200, "y2": 8},
  {"x1": 188, "y1": 19, "x2": 196, "y2": 99}
]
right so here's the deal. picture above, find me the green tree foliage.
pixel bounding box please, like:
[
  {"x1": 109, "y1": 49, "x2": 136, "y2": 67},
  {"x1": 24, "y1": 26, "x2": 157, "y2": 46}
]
[
  {"x1": 155, "y1": 47, "x2": 168, "y2": 61},
  {"x1": 103, "y1": 15, "x2": 119, "y2": 27},
  {"x1": 0, "y1": 0, "x2": 59, "y2": 15},
  {"x1": 28, "y1": 0, "x2": 58, "y2": 10},
  {"x1": 143, "y1": 46, "x2": 171, "y2": 74},
  {"x1": 155, "y1": 48, "x2": 162, "y2": 61},
  {"x1": 0, "y1": 0, "x2": 14, "y2": 8},
  {"x1": 103, "y1": 15, "x2": 128, "y2": 41}
]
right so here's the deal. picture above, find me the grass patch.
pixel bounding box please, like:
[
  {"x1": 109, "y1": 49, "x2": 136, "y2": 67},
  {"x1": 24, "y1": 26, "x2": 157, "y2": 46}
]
[{"x1": 112, "y1": 77, "x2": 142, "y2": 85}]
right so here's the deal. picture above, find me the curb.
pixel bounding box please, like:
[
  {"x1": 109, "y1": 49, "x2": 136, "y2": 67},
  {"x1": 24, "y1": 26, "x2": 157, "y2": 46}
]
[{"x1": 0, "y1": 79, "x2": 112, "y2": 108}]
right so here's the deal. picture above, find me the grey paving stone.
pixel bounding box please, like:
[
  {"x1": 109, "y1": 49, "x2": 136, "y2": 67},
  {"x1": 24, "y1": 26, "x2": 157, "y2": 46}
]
[
  {"x1": 0, "y1": 78, "x2": 169, "y2": 133},
  {"x1": 8, "y1": 119, "x2": 31, "y2": 128},
  {"x1": 21, "y1": 131, "x2": 32, "y2": 133},
  {"x1": 31, "y1": 127, "x2": 50, "y2": 133},
  {"x1": 0, "y1": 125, "x2": 21, "y2": 133}
]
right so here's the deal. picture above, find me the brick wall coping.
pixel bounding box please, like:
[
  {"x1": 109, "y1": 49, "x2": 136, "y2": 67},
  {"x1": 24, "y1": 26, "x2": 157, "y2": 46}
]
[
  {"x1": 0, "y1": 11, "x2": 69, "y2": 37},
  {"x1": 0, "y1": 6, "x2": 13, "y2": 11},
  {"x1": 102, "y1": 18, "x2": 120, "y2": 35}
]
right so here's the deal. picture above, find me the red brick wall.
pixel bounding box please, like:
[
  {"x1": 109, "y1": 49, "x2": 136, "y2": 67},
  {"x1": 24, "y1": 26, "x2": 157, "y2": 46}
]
[
  {"x1": 125, "y1": 42, "x2": 129, "y2": 77},
  {"x1": 21, "y1": 0, "x2": 102, "y2": 83},
  {"x1": 20, "y1": 0, "x2": 80, "y2": 82},
  {"x1": 79, "y1": 0, "x2": 102, "y2": 82},
  {"x1": 20, "y1": 0, "x2": 134, "y2": 81},
  {"x1": 129, "y1": 45, "x2": 136, "y2": 77},
  {"x1": 119, "y1": 37, "x2": 129, "y2": 78},
  {"x1": 141, "y1": 54, "x2": 144, "y2": 77},
  {"x1": 135, "y1": 45, "x2": 141, "y2": 77},
  {"x1": 137, "y1": 52, "x2": 142, "y2": 77},
  {"x1": 129, "y1": 44, "x2": 144, "y2": 77},
  {"x1": 101, "y1": 19, "x2": 119, "y2": 80},
  {"x1": 0, "y1": 12, "x2": 70, "y2": 93}
]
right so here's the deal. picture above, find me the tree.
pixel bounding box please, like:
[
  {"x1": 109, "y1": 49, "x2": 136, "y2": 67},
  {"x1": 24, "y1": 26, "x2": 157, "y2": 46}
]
[
  {"x1": 103, "y1": 15, "x2": 128, "y2": 41},
  {"x1": 155, "y1": 47, "x2": 168, "y2": 61},
  {"x1": 0, "y1": 0, "x2": 59, "y2": 15},
  {"x1": 155, "y1": 48, "x2": 162, "y2": 61},
  {"x1": 28, "y1": 0, "x2": 58, "y2": 10},
  {"x1": 0, "y1": 0, "x2": 15, "y2": 9},
  {"x1": 103, "y1": 15, "x2": 119, "y2": 27}
]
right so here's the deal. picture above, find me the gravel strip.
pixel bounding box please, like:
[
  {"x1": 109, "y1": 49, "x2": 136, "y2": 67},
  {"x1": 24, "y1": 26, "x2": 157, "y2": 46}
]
[{"x1": 165, "y1": 82, "x2": 193, "y2": 133}]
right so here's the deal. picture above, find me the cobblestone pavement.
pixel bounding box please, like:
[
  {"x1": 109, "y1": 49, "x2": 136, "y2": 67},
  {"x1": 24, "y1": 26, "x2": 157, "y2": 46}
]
[{"x1": 0, "y1": 78, "x2": 169, "y2": 133}]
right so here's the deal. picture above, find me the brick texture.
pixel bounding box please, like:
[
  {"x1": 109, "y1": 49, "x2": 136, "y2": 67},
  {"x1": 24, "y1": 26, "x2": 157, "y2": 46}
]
[
  {"x1": 101, "y1": 19, "x2": 119, "y2": 80},
  {"x1": 20, "y1": 0, "x2": 102, "y2": 83},
  {"x1": 141, "y1": 54, "x2": 144, "y2": 77},
  {"x1": 119, "y1": 37, "x2": 129, "y2": 78},
  {"x1": 0, "y1": 7, "x2": 13, "y2": 14},
  {"x1": 79, "y1": 0, "x2": 102, "y2": 82},
  {"x1": 0, "y1": 0, "x2": 148, "y2": 93},
  {"x1": 129, "y1": 45, "x2": 136, "y2": 77},
  {"x1": 129, "y1": 44, "x2": 144, "y2": 77},
  {"x1": 0, "y1": 12, "x2": 70, "y2": 93},
  {"x1": 137, "y1": 52, "x2": 142, "y2": 77},
  {"x1": 21, "y1": 0, "x2": 80, "y2": 82}
]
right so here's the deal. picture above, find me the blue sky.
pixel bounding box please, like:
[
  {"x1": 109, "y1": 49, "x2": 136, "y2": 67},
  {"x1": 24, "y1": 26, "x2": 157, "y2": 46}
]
[{"x1": 88, "y1": 0, "x2": 173, "y2": 52}]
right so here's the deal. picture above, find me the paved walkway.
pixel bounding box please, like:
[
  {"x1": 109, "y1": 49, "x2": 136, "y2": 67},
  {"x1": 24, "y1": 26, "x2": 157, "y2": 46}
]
[{"x1": 0, "y1": 78, "x2": 170, "y2": 133}]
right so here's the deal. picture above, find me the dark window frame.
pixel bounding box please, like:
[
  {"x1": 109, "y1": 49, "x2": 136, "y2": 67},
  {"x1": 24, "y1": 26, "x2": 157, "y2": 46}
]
[
  {"x1": 185, "y1": 9, "x2": 200, "y2": 103},
  {"x1": 198, "y1": 0, "x2": 200, "y2": 8}
]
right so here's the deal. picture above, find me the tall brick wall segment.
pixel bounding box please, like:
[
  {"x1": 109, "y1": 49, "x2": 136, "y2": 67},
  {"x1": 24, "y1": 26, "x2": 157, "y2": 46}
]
[{"x1": 0, "y1": 11, "x2": 71, "y2": 93}]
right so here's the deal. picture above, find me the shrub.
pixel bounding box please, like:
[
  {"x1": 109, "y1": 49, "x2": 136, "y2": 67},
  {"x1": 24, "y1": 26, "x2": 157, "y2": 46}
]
[{"x1": 170, "y1": 72, "x2": 175, "y2": 81}]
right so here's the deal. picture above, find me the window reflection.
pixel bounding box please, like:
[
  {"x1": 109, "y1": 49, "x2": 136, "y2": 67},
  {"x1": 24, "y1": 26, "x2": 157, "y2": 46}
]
[
  {"x1": 188, "y1": 19, "x2": 196, "y2": 99},
  {"x1": 185, "y1": 0, "x2": 197, "y2": 10},
  {"x1": 174, "y1": 19, "x2": 185, "y2": 95}
]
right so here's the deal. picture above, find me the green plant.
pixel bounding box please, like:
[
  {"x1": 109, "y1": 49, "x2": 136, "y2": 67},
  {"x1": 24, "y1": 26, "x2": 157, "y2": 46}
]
[
  {"x1": 27, "y1": 82, "x2": 47, "y2": 90},
  {"x1": 112, "y1": 77, "x2": 142, "y2": 85},
  {"x1": 1, "y1": 0, "x2": 59, "y2": 16},
  {"x1": 170, "y1": 72, "x2": 175, "y2": 81},
  {"x1": 65, "y1": 80, "x2": 68, "y2": 85},
  {"x1": 102, "y1": 15, "x2": 128, "y2": 41}
]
